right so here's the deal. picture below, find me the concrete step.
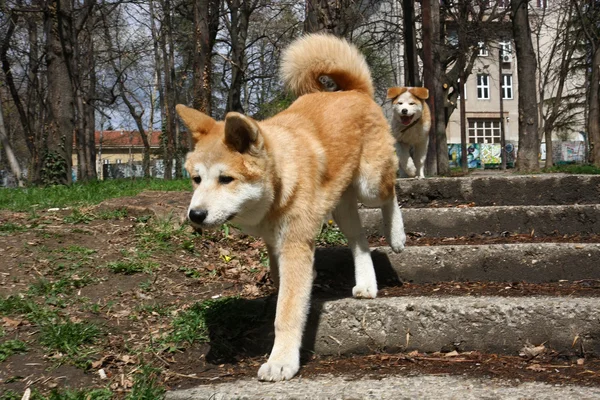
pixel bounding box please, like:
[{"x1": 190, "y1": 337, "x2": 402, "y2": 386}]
[
  {"x1": 315, "y1": 243, "x2": 600, "y2": 283},
  {"x1": 394, "y1": 174, "x2": 600, "y2": 208},
  {"x1": 166, "y1": 374, "x2": 600, "y2": 400},
  {"x1": 360, "y1": 204, "x2": 600, "y2": 237},
  {"x1": 307, "y1": 296, "x2": 599, "y2": 356}
]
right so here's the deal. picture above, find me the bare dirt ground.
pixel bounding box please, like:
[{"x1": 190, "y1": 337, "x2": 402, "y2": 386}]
[{"x1": 1, "y1": 191, "x2": 600, "y2": 398}]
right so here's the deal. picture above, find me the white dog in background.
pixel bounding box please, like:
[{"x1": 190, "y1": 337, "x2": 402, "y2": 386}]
[{"x1": 387, "y1": 87, "x2": 431, "y2": 179}]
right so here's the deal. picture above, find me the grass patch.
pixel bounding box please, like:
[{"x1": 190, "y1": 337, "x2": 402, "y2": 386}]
[
  {"x1": 544, "y1": 163, "x2": 600, "y2": 174},
  {"x1": 0, "y1": 222, "x2": 28, "y2": 235},
  {"x1": 39, "y1": 320, "x2": 101, "y2": 356},
  {"x1": 0, "y1": 388, "x2": 113, "y2": 400},
  {"x1": 104, "y1": 258, "x2": 158, "y2": 275},
  {"x1": 0, "y1": 296, "x2": 40, "y2": 317},
  {"x1": 136, "y1": 213, "x2": 193, "y2": 253},
  {"x1": 29, "y1": 274, "x2": 96, "y2": 297},
  {"x1": 63, "y1": 208, "x2": 95, "y2": 224},
  {"x1": 125, "y1": 365, "x2": 165, "y2": 400},
  {"x1": 316, "y1": 222, "x2": 347, "y2": 246},
  {"x1": 0, "y1": 339, "x2": 27, "y2": 362},
  {"x1": 97, "y1": 207, "x2": 129, "y2": 220},
  {"x1": 0, "y1": 178, "x2": 190, "y2": 212}
]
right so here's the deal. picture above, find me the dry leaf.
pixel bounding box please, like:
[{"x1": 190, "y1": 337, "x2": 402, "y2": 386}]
[{"x1": 526, "y1": 363, "x2": 546, "y2": 372}]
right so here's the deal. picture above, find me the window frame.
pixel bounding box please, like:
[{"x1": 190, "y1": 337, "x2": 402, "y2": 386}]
[
  {"x1": 468, "y1": 119, "x2": 502, "y2": 144},
  {"x1": 502, "y1": 74, "x2": 513, "y2": 100},
  {"x1": 477, "y1": 74, "x2": 490, "y2": 100}
]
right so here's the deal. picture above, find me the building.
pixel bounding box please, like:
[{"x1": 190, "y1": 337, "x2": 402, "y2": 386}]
[{"x1": 444, "y1": 1, "x2": 587, "y2": 165}]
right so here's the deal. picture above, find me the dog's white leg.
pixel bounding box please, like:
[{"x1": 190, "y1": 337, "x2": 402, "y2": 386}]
[
  {"x1": 258, "y1": 239, "x2": 314, "y2": 381},
  {"x1": 333, "y1": 189, "x2": 378, "y2": 299},
  {"x1": 413, "y1": 138, "x2": 429, "y2": 179},
  {"x1": 395, "y1": 141, "x2": 417, "y2": 178},
  {"x1": 381, "y1": 190, "x2": 406, "y2": 253}
]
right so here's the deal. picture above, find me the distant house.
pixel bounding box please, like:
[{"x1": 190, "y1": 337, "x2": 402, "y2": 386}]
[
  {"x1": 72, "y1": 130, "x2": 162, "y2": 179},
  {"x1": 96, "y1": 130, "x2": 162, "y2": 165}
]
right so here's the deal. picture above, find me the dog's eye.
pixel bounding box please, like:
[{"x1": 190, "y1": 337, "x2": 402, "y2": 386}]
[
  {"x1": 409, "y1": 102, "x2": 416, "y2": 105},
  {"x1": 219, "y1": 176, "x2": 234, "y2": 184},
  {"x1": 193, "y1": 176, "x2": 201, "y2": 184}
]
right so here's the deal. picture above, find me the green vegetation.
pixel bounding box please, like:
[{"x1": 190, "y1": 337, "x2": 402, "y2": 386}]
[
  {"x1": 0, "y1": 222, "x2": 27, "y2": 235},
  {"x1": 0, "y1": 178, "x2": 190, "y2": 212},
  {"x1": 0, "y1": 339, "x2": 27, "y2": 362},
  {"x1": 39, "y1": 320, "x2": 101, "y2": 356},
  {"x1": 316, "y1": 221, "x2": 347, "y2": 246},
  {"x1": 125, "y1": 365, "x2": 165, "y2": 400},
  {"x1": 104, "y1": 258, "x2": 158, "y2": 275},
  {"x1": 544, "y1": 163, "x2": 600, "y2": 174},
  {"x1": 0, "y1": 388, "x2": 113, "y2": 400}
]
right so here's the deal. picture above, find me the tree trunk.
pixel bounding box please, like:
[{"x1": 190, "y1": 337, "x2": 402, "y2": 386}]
[
  {"x1": 511, "y1": 0, "x2": 540, "y2": 172},
  {"x1": 422, "y1": 0, "x2": 437, "y2": 176},
  {"x1": 225, "y1": 0, "x2": 254, "y2": 114},
  {"x1": 193, "y1": 0, "x2": 219, "y2": 115},
  {"x1": 0, "y1": 92, "x2": 24, "y2": 187},
  {"x1": 402, "y1": 0, "x2": 419, "y2": 86},
  {"x1": 158, "y1": 0, "x2": 176, "y2": 179},
  {"x1": 44, "y1": 0, "x2": 75, "y2": 185},
  {"x1": 432, "y1": 0, "x2": 449, "y2": 175},
  {"x1": 588, "y1": 47, "x2": 600, "y2": 166},
  {"x1": 1, "y1": 10, "x2": 40, "y2": 182}
]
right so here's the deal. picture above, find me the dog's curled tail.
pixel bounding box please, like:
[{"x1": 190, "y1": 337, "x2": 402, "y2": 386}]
[{"x1": 280, "y1": 33, "x2": 374, "y2": 98}]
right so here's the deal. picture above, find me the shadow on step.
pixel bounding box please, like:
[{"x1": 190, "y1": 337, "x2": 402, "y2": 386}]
[{"x1": 201, "y1": 248, "x2": 398, "y2": 365}]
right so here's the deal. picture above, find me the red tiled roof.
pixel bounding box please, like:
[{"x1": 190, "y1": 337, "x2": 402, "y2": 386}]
[{"x1": 94, "y1": 130, "x2": 162, "y2": 148}]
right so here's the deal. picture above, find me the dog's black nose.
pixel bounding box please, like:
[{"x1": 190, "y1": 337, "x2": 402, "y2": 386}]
[
  {"x1": 189, "y1": 209, "x2": 208, "y2": 224},
  {"x1": 401, "y1": 109, "x2": 408, "y2": 115}
]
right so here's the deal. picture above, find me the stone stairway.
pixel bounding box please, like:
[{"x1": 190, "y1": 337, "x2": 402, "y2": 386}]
[{"x1": 167, "y1": 174, "x2": 600, "y2": 399}]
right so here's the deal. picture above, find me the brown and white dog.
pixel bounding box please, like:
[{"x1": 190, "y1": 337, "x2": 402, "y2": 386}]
[
  {"x1": 387, "y1": 87, "x2": 431, "y2": 178},
  {"x1": 176, "y1": 34, "x2": 406, "y2": 381}
]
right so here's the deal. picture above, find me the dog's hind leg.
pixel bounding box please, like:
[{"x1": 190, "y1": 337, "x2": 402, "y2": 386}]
[
  {"x1": 333, "y1": 188, "x2": 378, "y2": 299},
  {"x1": 413, "y1": 138, "x2": 429, "y2": 179},
  {"x1": 381, "y1": 189, "x2": 406, "y2": 253},
  {"x1": 395, "y1": 141, "x2": 417, "y2": 178}
]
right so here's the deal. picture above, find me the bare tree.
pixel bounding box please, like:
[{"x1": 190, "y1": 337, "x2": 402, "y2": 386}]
[
  {"x1": 0, "y1": 90, "x2": 24, "y2": 186},
  {"x1": 43, "y1": 0, "x2": 76, "y2": 185},
  {"x1": 511, "y1": 0, "x2": 540, "y2": 172},
  {"x1": 193, "y1": 0, "x2": 220, "y2": 114},
  {"x1": 533, "y1": 2, "x2": 582, "y2": 168},
  {"x1": 573, "y1": 0, "x2": 600, "y2": 166}
]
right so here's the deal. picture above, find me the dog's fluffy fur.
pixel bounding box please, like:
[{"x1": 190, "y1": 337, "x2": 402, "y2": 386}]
[
  {"x1": 387, "y1": 87, "x2": 431, "y2": 178},
  {"x1": 176, "y1": 33, "x2": 406, "y2": 381}
]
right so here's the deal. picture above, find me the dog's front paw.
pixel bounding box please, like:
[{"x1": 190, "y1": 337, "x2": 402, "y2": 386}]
[
  {"x1": 352, "y1": 283, "x2": 378, "y2": 299},
  {"x1": 390, "y1": 232, "x2": 406, "y2": 253},
  {"x1": 258, "y1": 360, "x2": 299, "y2": 382}
]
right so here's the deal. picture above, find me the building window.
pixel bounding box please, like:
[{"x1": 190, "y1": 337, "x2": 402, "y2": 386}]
[
  {"x1": 536, "y1": 0, "x2": 547, "y2": 8},
  {"x1": 497, "y1": 0, "x2": 508, "y2": 7},
  {"x1": 478, "y1": 42, "x2": 488, "y2": 57},
  {"x1": 116, "y1": 159, "x2": 122, "y2": 164},
  {"x1": 500, "y1": 41, "x2": 512, "y2": 57},
  {"x1": 502, "y1": 74, "x2": 513, "y2": 99},
  {"x1": 469, "y1": 119, "x2": 501, "y2": 144},
  {"x1": 477, "y1": 74, "x2": 490, "y2": 99}
]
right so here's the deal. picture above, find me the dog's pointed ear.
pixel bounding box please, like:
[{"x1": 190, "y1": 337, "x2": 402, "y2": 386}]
[
  {"x1": 176, "y1": 104, "x2": 216, "y2": 144},
  {"x1": 387, "y1": 87, "x2": 407, "y2": 101},
  {"x1": 409, "y1": 87, "x2": 429, "y2": 100},
  {"x1": 224, "y1": 112, "x2": 264, "y2": 156}
]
